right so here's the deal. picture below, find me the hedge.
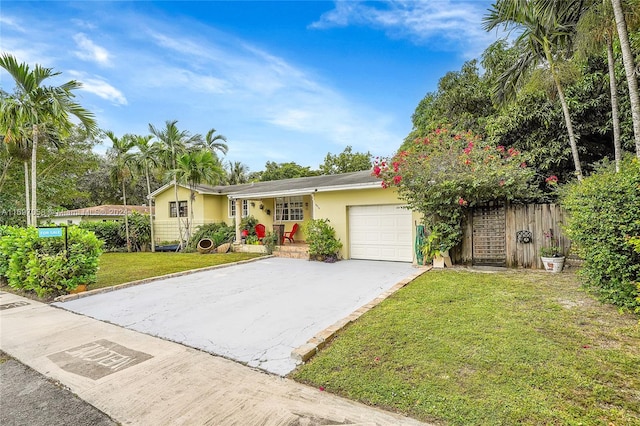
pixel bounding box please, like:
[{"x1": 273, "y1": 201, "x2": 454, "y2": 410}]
[
  {"x1": 560, "y1": 157, "x2": 640, "y2": 312},
  {"x1": 0, "y1": 225, "x2": 103, "y2": 298}
]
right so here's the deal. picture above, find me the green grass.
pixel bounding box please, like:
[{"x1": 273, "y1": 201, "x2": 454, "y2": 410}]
[
  {"x1": 291, "y1": 269, "x2": 640, "y2": 425},
  {"x1": 92, "y1": 252, "x2": 263, "y2": 289}
]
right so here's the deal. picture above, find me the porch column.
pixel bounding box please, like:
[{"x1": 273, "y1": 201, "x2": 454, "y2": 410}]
[{"x1": 234, "y1": 198, "x2": 242, "y2": 243}]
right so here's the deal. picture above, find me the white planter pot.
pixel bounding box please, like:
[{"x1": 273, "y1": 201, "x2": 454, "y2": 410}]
[{"x1": 541, "y1": 256, "x2": 565, "y2": 273}]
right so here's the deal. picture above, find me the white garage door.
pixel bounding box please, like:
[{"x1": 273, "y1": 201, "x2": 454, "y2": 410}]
[{"x1": 349, "y1": 205, "x2": 413, "y2": 262}]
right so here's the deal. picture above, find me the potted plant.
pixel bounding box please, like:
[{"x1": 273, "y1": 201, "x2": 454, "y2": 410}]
[{"x1": 540, "y1": 230, "x2": 565, "y2": 273}]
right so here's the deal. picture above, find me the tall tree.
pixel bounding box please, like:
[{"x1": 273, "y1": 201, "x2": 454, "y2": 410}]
[
  {"x1": 610, "y1": 0, "x2": 640, "y2": 157},
  {"x1": 576, "y1": 0, "x2": 624, "y2": 171},
  {"x1": 260, "y1": 161, "x2": 319, "y2": 182},
  {"x1": 200, "y1": 128, "x2": 228, "y2": 156},
  {"x1": 149, "y1": 120, "x2": 202, "y2": 248},
  {"x1": 106, "y1": 131, "x2": 135, "y2": 252},
  {"x1": 174, "y1": 149, "x2": 225, "y2": 241},
  {"x1": 319, "y1": 146, "x2": 372, "y2": 175},
  {"x1": 0, "y1": 54, "x2": 97, "y2": 225},
  {"x1": 131, "y1": 134, "x2": 159, "y2": 251},
  {"x1": 227, "y1": 161, "x2": 249, "y2": 185},
  {"x1": 484, "y1": 0, "x2": 586, "y2": 180}
]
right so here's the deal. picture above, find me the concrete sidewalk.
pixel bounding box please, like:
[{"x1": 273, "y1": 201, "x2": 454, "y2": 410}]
[{"x1": 0, "y1": 291, "x2": 428, "y2": 425}]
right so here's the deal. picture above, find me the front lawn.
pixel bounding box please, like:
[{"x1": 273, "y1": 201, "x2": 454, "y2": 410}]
[
  {"x1": 291, "y1": 269, "x2": 640, "y2": 425},
  {"x1": 92, "y1": 252, "x2": 263, "y2": 289}
]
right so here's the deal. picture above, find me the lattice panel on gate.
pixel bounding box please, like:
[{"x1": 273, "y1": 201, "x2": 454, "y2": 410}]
[{"x1": 472, "y1": 205, "x2": 506, "y2": 266}]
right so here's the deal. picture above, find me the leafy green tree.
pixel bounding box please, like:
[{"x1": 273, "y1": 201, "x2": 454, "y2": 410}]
[
  {"x1": 106, "y1": 131, "x2": 134, "y2": 252},
  {"x1": 227, "y1": 161, "x2": 249, "y2": 185},
  {"x1": 200, "y1": 128, "x2": 228, "y2": 156},
  {"x1": 610, "y1": 0, "x2": 640, "y2": 155},
  {"x1": 407, "y1": 60, "x2": 495, "y2": 143},
  {"x1": 319, "y1": 146, "x2": 372, "y2": 175},
  {"x1": 0, "y1": 53, "x2": 97, "y2": 225},
  {"x1": 174, "y1": 149, "x2": 225, "y2": 241},
  {"x1": 374, "y1": 128, "x2": 538, "y2": 256},
  {"x1": 149, "y1": 120, "x2": 202, "y2": 247},
  {"x1": 260, "y1": 161, "x2": 319, "y2": 181},
  {"x1": 484, "y1": 0, "x2": 586, "y2": 180},
  {"x1": 130, "y1": 134, "x2": 159, "y2": 251}
]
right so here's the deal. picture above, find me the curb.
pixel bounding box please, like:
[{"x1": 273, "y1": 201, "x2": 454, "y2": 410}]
[
  {"x1": 291, "y1": 265, "x2": 432, "y2": 363},
  {"x1": 54, "y1": 255, "x2": 273, "y2": 303}
]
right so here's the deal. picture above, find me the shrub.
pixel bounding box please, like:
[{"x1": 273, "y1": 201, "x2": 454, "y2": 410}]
[
  {"x1": 304, "y1": 219, "x2": 343, "y2": 262},
  {"x1": 240, "y1": 215, "x2": 258, "y2": 237},
  {"x1": 0, "y1": 226, "x2": 103, "y2": 298},
  {"x1": 560, "y1": 158, "x2": 640, "y2": 312},
  {"x1": 374, "y1": 128, "x2": 538, "y2": 253},
  {"x1": 125, "y1": 212, "x2": 151, "y2": 251},
  {"x1": 186, "y1": 222, "x2": 235, "y2": 252},
  {"x1": 79, "y1": 221, "x2": 124, "y2": 251}
]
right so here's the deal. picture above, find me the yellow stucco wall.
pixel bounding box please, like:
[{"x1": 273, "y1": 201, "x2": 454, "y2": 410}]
[
  {"x1": 152, "y1": 184, "x2": 417, "y2": 256},
  {"x1": 313, "y1": 187, "x2": 420, "y2": 259}
]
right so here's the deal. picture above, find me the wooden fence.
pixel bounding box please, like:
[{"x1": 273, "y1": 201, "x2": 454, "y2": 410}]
[{"x1": 454, "y1": 203, "x2": 570, "y2": 269}]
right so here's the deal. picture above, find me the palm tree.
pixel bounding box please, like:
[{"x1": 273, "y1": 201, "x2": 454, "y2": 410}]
[
  {"x1": 576, "y1": 0, "x2": 623, "y2": 171},
  {"x1": 610, "y1": 0, "x2": 640, "y2": 157},
  {"x1": 173, "y1": 149, "x2": 225, "y2": 241},
  {"x1": 484, "y1": 0, "x2": 586, "y2": 180},
  {"x1": 201, "y1": 128, "x2": 228, "y2": 156},
  {"x1": 2, "y1": 124, "x2": 32, "y2": 225},
  {"x1": 149, "y1": 120, "x2": 202, "y2": 249},
  {"x1": 131, "y1": 134, "x2": 159, "y2": 251},
  {"x1": 106, "y1": 131, "x2": 134, "y2": 252},
  {"x1": 228, "y1": 161, "x2": 249, "y2": 185},
  {"x1": 0, "y1": 53, "x2": 97, "y2": 225}
]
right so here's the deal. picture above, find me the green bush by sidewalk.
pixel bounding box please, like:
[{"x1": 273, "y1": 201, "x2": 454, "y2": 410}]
[{"x1": 0, "y1": 225, "x2": 103, "y2": 297}]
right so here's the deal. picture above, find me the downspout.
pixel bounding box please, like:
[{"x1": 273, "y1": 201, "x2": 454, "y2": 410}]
[{"x1": 234, "y1": 198, "x2": 242, "y2": 244}]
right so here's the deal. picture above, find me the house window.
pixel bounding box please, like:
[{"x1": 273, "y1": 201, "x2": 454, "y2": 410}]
[
  {"x1": 169, "y1": 201, "x2": 188, "y2": 218},
  {"x1": 229, "y1": 199, "x2": 248, "y2": 218},
  {"x1": 275, "y1": 196, "x2": 304, "y2": 221}
]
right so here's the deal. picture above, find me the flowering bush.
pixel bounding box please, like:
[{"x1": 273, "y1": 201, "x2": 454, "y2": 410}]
[{"x1": 373, "y1": 128, "x2": 538, "y2": 256}]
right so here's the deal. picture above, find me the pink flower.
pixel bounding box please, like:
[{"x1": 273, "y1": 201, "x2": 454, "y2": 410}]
[
  {"x1": 381, "y1": 181, "x2": 388, "y2": 189},
  {"x1": 497, "y1": 145, "x2": 505, "y2": 152},
  {"x1": 372, "y1": 165, "x2": 381, "y2": 176},
  {"x1": 393, "y1": 175, "x2": 402, "y2": 184},
  {"x1": 319, "y1": 386, "x2": 325, "y2": 391},
  {"x1": 458, "y1": 197, "x2": 468, "y2": 206},
  {"x1": 374, "y1": 356, "x2": 381, "y2": 362},
  {"x1": 520, "y1": 162, "x2": 527, "y2": 168},
  {"x1": 463, "y1": 147, "x2": 472, "y2": 155},
  {"x1": 393, "y1": 162, "x2": 400, "y2": 172},
  {"x1": 545, "y1": 175, "x2": 558, "y2": 185},
  {"x1": 464, "y1": 159, "x2": 472, "y2": 165}
]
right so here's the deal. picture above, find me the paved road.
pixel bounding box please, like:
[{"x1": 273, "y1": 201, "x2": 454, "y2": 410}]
[
  {"x1": 0, "y1": 356, "x2": 116, "y2": 426},
  {"x1": 54, "y1": 257, "x2": 416, "y2": 375}
]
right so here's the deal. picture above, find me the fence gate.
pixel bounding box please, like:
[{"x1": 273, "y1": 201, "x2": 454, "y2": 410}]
[{"x1": 472, "y1": 204, "x2": 506, "y2": 266}]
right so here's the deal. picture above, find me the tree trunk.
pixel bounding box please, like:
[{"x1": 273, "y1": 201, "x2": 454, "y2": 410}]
[
  {"x1": 31, "y1": 124, "x2": 38, "y2": 226},
  {"x1": 611, "y1": 0, "x2": 640, "y2": 157},
  {"x1": 146, "y1": 167, "x2": 155, "y2": 252},
  {"x1": 545, "y1": 43, "x2": 583, "y2": 181},
  {"x1": 173, "y1": 180, "x2": 183, "y2": 250},
  {"x1": 122, "y1": 180, "x2": 131, "y2": 252},
  {"x1": 188, "y1": 189, "x2": 195, "y2": 244},
  {"x1": 24, "y1": 161, "x2": 31, "y2": 226},
  {"x1": 606, "y1": 35, "x2": 622, "y2": 172}
]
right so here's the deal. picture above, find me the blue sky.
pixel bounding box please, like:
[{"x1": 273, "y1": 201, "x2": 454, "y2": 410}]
[{"x1": 1, "y1": 1, "x2": 500, "y2": 172}]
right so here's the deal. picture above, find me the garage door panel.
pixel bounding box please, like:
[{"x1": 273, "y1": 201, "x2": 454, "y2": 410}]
[{"x1": 349, "y1": 205, "x2": 412, "y2": 262}]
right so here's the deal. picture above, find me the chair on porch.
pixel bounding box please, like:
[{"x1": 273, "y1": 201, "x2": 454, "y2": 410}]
[
  {"x1": 255, "y1": 223, "x2": 266, "y2": 240},
  {"x1": 283, "y1": 223, "x2": 299, "y2": 244}
]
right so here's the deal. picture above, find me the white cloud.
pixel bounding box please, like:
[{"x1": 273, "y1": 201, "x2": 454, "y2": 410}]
[
  {"x1": 0, "y1": 16, "x2": 26, "y2": 32},
  {"x1": 310, "y1": 0, "x2": 497, "y2": 58},
  {"x1": 73, "y1": 33, "x2": 111, "y2": 66},
  {"x1": 68, "y1": 71, "x2": 127, "y2": 105}
]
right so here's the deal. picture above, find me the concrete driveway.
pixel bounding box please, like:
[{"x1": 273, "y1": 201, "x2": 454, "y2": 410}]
[{"x1": 55, "y1": 257, "x2": 417, "y2": 375}]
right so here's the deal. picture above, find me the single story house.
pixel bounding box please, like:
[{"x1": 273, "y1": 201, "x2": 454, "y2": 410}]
[
  {"x1": 150, "y1": 170, "x2": 419, "y2": 262},
  {"x1": 49, "y1": 205, "x2": 152, "y2": 226}
]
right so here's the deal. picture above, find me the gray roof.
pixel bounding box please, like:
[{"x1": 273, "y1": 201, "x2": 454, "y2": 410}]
[{"x1": 179, "y1": 170, "x2": 381, "y2": 199}]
